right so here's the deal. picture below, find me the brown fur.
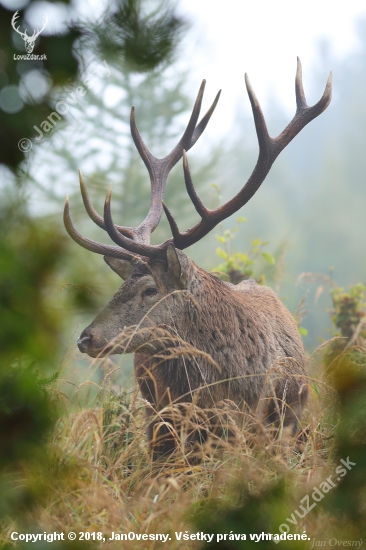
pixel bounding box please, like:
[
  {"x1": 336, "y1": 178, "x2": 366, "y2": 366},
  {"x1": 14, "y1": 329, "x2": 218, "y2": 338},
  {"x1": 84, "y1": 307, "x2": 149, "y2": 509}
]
[{"x1": 78, "y1": 250, "x2": 308, "y2": 457}]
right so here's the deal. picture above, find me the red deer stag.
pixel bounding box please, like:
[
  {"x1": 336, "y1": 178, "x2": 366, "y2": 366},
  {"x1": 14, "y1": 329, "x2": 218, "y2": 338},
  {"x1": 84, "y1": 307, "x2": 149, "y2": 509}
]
[{"x1": 64, "y1": 59, "x2": 331, "y2": 456}]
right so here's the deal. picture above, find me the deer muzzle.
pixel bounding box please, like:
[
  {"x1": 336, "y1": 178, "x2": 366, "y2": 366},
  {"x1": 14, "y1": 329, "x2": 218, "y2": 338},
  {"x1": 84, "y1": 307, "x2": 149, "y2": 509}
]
[
  {"x1": 77, "y1": 329, "x2": 92, "y2": 353},
  {"x1": 76, "y1": 325, "x2": 118, "y2": 357}
]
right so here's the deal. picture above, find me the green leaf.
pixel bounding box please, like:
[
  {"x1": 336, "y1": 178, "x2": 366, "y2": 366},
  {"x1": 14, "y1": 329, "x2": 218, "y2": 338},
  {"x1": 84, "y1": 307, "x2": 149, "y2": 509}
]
[
  {"x1": 211, "y1": 183, "x2": 220, "y2": 190},
  {"x1": 233, "y1": 253, "x2": 248, "y2": 262},
  {"x1": 298, "y1": 326, "x2": 308, "y2": 336},
  {"x1": 261, "y1": 252, "x2": 275, "y2": 265},
  {"x1": 216, "y1": 236, "x2": 226, "y2": 243},
  {"x1": 236, "y1": 217, "x2": 247, "y2": 223},
  {"x1": 252, "y1": 238, "x2": 261, "y2": 247},
  {"x1": 216, "y1": 248, "x2": 228, "y2": 260}
]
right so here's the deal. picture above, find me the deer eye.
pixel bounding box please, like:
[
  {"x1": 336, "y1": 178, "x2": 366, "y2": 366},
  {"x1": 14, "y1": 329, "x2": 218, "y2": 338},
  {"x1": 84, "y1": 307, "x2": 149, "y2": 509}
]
[{"x1": 143, "y1": 287, "x2": 158, "y2": 297}]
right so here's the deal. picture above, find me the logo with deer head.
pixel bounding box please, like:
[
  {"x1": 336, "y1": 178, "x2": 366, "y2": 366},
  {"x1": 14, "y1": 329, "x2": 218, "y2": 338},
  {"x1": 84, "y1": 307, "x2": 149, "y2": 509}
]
[{"x1": 11, "y1": 11, "x2": 48, "y2": 54}]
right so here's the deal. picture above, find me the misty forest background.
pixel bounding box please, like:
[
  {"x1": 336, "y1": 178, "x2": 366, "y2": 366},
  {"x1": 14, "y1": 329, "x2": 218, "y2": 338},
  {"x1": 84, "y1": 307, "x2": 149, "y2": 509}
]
[
  {"x1": 1, "y1": 0, "x2": 366, "y2": 544},
  {"x1": 4, "y1": 6, "x2": 365, "y2": 361}
]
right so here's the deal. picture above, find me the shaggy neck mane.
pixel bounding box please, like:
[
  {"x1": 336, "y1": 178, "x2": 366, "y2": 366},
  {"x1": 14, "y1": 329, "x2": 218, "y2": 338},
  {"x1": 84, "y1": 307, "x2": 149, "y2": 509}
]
[
  {"x1": 152, "y1": 266, "x2": 256, "y2": 405},
  {"x1": 180, "y1": 266, "x2": 244, "y2": 357}
]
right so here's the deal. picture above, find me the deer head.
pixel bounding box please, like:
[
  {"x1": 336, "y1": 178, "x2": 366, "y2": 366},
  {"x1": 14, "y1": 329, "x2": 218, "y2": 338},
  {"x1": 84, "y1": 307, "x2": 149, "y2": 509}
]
[
  {"x1": 11, "y1": 11, "x2": 48, "y2": 54},
  {"x1": 64, "y1": 60, "x2": 332, "y2": 358}
]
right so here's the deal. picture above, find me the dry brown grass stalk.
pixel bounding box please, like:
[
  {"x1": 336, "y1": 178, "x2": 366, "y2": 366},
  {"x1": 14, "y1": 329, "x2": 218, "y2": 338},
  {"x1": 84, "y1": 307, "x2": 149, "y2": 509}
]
[{"x1": 0, "y1": 336, "x2": 342, "y2": 549}]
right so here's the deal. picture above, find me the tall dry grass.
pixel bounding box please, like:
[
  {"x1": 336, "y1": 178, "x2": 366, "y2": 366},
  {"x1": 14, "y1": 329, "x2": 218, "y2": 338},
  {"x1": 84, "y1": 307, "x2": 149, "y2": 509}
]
[{"x1": 0, "y1": 330, "x2": 348, "y2": 550}]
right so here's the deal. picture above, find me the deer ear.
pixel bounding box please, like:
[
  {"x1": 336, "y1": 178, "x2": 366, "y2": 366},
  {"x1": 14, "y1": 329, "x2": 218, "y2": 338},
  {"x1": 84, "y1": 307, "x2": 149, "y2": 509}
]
[
  {"x1": 104, "y1": 256, "x2": 133, "y2": 280},
  {"x1": 166, "y1": 243, "x2": 182, "y2": 280}
]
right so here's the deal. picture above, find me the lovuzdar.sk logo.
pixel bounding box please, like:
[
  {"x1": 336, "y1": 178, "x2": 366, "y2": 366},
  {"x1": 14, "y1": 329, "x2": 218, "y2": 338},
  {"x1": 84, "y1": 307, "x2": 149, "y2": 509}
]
[{"x1": 11, "y1": 10, "x2": 48, "y2": 54}]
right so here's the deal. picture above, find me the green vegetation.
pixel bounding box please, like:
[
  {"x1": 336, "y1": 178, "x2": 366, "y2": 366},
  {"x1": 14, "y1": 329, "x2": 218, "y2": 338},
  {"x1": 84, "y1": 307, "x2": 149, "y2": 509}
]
[
  {"x1": 329, "y1": 284, "x2": 366, "y2": 340},
  {"x1": 0, "y1": 0, "x2": 185, "y2": 169},
  {"x1": 1, "y1": 1, "x2": 366, "y2": 547},
  {"x1": 213, "y1": 216, "x2": 275, "y2": 284},
  {"x1": 1, "y1": 279, "x2": 365, "y2": 548}
]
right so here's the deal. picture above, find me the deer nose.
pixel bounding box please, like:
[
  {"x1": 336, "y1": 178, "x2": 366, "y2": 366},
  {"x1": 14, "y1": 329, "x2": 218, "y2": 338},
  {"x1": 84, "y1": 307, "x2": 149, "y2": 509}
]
[{"x1": 77, "y1": 328, "x2": 92, "y2": 353}]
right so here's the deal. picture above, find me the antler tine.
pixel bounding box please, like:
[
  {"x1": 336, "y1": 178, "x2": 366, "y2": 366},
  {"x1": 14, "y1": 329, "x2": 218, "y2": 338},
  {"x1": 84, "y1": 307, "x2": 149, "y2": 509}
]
[
  {"x1": 163, "y1": 150, "x2": 217, "y2": 249},
  {"x1": 182, "y1": 150, "x2": 209, "y2": 219},
  {"x1": 190, "y1": 90, "x2": 221, "y2": 148},
  {"x1": 65, "y1": 188, "x2": 171, "y2": 260},
  {"x1": 167, "y1": 82, "x2": 220, "y2": 164},
  {"x1": 165, "y1": 59, "x2": 332, "y2": 251},
  {"x1": 163, "y1": 151, "x2": 212, "y2": 247},
  {"x1": 103, "y1": 187, "x2": 171, "y2": 258},
  {"x1": 133, "y1": 83, "x2": 221, "y2": 168},
  {"x1": 63, "y1": 196, "x2": 133, "y2": 260},
  {"x1": 129, "y1": 80, "x2": 221, "y2": 240},
  {"x1": 276, "y1": 57, "x2": 332, "y2": 148},
  {"x1": 295, "y1": 57, "x2": 307, "y2": 110},
  {"x1": 130, "y1": 79, "x2": 211, "y2": 174},
  {"x1": 11, "y1": 11, "x2": 27, "y2": 38},
  {"x1": 244, "y1": 74, "x2": 271, "y2": 152},
  {"x1": 38, "y1": 13, "x2": 48, "y2": 34},
  {"x1": 79, "y1": 169, "x2": 135, "y2": 239},
  {"x1": 129, "y1": 81, "x2": 205, "y2": 182},
  {"x1": 79, "y1": 169, "x2": 105, "y2": 230},
  {"x1": 162, "y1": 201, "x2": 180, "y2": 241}
]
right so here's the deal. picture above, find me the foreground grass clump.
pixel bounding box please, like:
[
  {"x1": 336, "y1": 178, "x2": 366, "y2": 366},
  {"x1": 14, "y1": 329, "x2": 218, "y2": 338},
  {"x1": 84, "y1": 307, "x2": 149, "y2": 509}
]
[
  {"x1": 1, "y1": 281, "x2": 365, "y2": 548},
  {"x1": 2, "y1": 338, "x2": 365, "y2": 550}
]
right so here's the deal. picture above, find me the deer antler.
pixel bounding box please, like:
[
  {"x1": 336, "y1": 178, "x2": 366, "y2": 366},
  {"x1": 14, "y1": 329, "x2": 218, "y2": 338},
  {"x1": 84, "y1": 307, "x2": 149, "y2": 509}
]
[
  {"x1": 163, "y1": 58, "x2": 332, "y2": 249},
  {"x1": 65, "y1": 60, "x2": 331, "y2": 260},
  {"x1": 64, "y1": 81, "x2": 221, "y2": 259},
  {"x1": 31, "y1": 13, "x2": 48, "y2": 41},
  {"x1": 11, "y1": 11, "x2": 28, "y2": 39}
]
